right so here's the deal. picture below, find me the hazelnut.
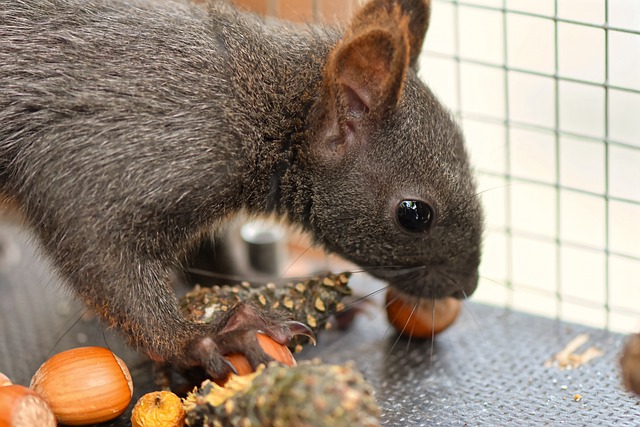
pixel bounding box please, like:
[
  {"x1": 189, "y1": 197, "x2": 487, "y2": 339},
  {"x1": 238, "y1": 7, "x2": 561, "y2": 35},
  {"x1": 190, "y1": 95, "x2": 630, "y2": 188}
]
[
  {"x1": 0, "y1": 384, "x2": 56, "y2": 427},
  {"x1": 131, "y1": 390, "x2": 185, "y2": 427},
  {"x1": 225, "y1": 332, "x2": 296, "y2": 377},
  {"x1": 621, "y1": 333, "x2": 640, "y2": 395},
  {"x1": 0, "y1": 372, "x2": 12, "y2": 387},
  {"x1": 30, "y1": 346, "x2": 133, "y2": 425},
  {"x1": 385, "y1": 288, "x2": 461, "y2": 338}
]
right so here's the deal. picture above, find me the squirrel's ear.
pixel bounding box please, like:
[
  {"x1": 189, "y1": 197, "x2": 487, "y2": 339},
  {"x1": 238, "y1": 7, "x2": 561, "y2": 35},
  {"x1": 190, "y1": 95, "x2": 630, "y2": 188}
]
[
  {"x1": 352, "y1": 0, "x2": 431, "y2": 68},
  {"x1": 324, "y1": 5, "x2": 411, "y2": 126}
]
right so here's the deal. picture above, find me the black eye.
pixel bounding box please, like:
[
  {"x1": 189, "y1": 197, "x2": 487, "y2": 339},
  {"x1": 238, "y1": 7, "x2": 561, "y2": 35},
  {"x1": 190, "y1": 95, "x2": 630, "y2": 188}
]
[{"x1": 396, "y1": 200, "x2": 434, "y2": 232}]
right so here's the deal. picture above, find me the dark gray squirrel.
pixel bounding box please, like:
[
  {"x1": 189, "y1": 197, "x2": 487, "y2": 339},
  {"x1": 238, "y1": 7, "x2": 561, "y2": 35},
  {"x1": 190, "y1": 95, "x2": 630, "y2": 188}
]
[{"x1": 0, "y1": 0, "x2": 483, "y2": 379}]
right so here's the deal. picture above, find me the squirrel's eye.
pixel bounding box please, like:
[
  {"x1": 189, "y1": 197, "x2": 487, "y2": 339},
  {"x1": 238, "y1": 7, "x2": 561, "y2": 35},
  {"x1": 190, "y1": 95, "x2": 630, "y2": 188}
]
[{"x1": 396, "y1": 200, "x2": 434, "y2": 233}]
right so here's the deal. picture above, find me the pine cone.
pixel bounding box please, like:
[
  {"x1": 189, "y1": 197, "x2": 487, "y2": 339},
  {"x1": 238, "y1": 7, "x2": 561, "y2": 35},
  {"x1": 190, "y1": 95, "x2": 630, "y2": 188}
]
[
  {"x1": 183, "y1": 360, "x2": 380, "y2": 427},
  {"x1": 180, "y1": 273, "x2": 352, "y2": 350}
]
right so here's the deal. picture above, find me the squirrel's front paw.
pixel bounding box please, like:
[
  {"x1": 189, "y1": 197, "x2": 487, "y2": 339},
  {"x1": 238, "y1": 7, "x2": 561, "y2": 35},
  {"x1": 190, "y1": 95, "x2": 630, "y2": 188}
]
[{"x1": 185, "y1": 302, "x2": 314, "y2": 380}]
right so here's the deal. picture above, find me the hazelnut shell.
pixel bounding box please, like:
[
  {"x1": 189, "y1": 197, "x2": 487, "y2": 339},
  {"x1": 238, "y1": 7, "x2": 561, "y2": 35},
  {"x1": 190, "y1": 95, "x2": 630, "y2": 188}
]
[
  {"x1": 30, "y1": 346, "x2": 133, "y2": 426},
  {"x1": 225, "y1": 333, "x2": 296, "y2": 377},
  {"x1": 385, "y1": 289, "x2": 461, "y2": 338},
  {"x1": 0, "y1": 372, "x2": 12, "y2": 387},
  {"x1": 0, "y1": 384, "x2": 56, "y2": 427}
]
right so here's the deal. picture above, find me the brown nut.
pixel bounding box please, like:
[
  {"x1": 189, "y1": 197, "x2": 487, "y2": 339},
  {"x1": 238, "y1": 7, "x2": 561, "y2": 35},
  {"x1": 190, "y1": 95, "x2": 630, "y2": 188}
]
[
  {"x1": 30, "y1": 346, "x2": 133, "y2": 426},
  {"x1": 0, "y1": 372, "x2": 12, "y2": 387},
  {"x1": 131, "y1": 390, "x2": 185, "y2": 427},
  {"x1": 225, "y1": 332, "x2": 296, "y2": 377},
  {"x1": 621, "y1": 333, "x2": 640, "y2": 395},
  {"x1": 385, "y1": 288, "x2": 461, "y2": 338},
  {"x1": 0, "y1": 384, "x2": 56, "y2": 427}
]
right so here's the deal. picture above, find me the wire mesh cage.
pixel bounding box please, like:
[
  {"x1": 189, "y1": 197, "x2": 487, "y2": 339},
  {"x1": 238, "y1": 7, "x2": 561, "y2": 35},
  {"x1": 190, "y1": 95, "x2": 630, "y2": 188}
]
[{"x1": 418, "y1": 0, "x2": 640, "y2": 334}]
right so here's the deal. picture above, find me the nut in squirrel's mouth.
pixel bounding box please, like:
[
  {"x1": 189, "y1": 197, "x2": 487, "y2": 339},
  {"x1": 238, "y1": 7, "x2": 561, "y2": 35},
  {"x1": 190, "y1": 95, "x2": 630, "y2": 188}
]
[{"x1": 374, "y1": 266, "x2": 478, "y2": 300}]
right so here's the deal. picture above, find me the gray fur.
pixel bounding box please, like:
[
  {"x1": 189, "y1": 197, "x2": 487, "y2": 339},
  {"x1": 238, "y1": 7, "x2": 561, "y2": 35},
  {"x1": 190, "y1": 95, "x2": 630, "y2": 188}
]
[{"x1": 0, "y1": 0, "x2": 483, "y2": 376}]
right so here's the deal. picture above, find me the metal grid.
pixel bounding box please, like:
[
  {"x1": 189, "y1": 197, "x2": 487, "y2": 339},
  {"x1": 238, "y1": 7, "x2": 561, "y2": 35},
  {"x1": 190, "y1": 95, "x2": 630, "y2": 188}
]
[{"x1": 422, "y1": 0, "x2": 640, "y2": 332}]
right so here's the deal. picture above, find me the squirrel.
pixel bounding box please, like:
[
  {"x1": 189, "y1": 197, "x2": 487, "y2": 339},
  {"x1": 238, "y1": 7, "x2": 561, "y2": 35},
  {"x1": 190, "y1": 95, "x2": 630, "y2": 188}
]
[{"x1": 0, "y1": 0, "x2": 483, "y2": 379}]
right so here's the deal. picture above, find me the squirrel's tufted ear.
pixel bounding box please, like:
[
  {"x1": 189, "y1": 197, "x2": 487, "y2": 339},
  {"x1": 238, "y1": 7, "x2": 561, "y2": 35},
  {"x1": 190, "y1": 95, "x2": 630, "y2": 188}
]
[
  {"x1": 311, "y1": 1, "x2": 430, "y2": 162},
  {"x1": 352, "y1": 0, "x2": 431, "y2": 69},
  {"x1": 324, "y1": 4, "x2": 411, "y2": 127}
]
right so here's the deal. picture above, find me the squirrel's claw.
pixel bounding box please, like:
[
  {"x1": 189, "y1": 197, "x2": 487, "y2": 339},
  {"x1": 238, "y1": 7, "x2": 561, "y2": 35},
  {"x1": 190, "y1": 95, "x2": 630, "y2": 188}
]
[
  {"x1": 223, "y1": 357, "x2": 239, "y2": 376},
  {"x1": 283, "y1": 320, "x2": 316, "y2": 346}
]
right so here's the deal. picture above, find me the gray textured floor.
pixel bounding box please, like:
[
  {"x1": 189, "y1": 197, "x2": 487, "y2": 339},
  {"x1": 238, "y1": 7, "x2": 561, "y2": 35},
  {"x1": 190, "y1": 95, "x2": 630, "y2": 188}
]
[{"x1": 0, "y1": 220, "x2": 638, "y2": 426}]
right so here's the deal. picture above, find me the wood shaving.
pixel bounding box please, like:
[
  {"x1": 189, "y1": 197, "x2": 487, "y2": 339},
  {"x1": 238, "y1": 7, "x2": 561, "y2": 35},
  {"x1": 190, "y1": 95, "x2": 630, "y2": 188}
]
[{"x1": 545, "y1": 334, "x2": 603, "y2": 370}]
